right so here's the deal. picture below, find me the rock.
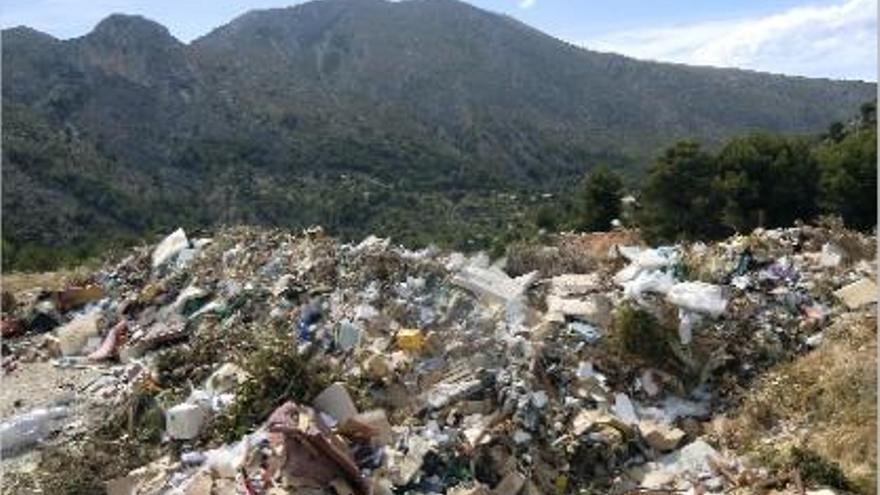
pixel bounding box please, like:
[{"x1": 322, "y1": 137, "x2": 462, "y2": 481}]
[
  {"x1": 391, "y1": 434, "x2": 432, "y2": 485},
  {"x1": 313, "y1": 382, "x2": 358, "y2": 423},
  {"x1": 571, "y1": 409, "x2": 633, "y2": 436},
  {"x1": 335, "y1": 320, "x2": 363, "y2": 352},
  {"x1": 166, "y1": 403, "x2": 207, "y2": 440},
  {"x1": 493, "y1": 471, "x2": 526, "y2": 495},
  {"x1": 338, "y1": 409, "x2": 393, "y2": 445},
  {"x1": 546, "y1": 294, "x2": 612, "y2": 326},
  {"x1": 363, "y1": 353, "x2": 392, "y2": 380},
  {"x1": 204, "y1": 363, "x2": 249, "y2": 395},
  {"x1": 152, "y1": 228, "x2": 189, "y2": 271},
  {"x1": 627, "y1": 440, "x2": 720, "y2": 488},
  {"x1": 450, "y1": 483, "x2": 491, "y2": 495},
  {"x1": 657, "y1": 439, "x2": 719, "y2": 474},
  {"x1": 181, "y1": 470, "x2": 213, "y2": 495},
  {"x1": 639, "y1": 420, "x2": 686, "y2": 451},
  {"x1": 612, "y1": 393, "x2": 639, "y2": 425},
  {"x1": 834, "y1": 278, "x2": 878, "y2": 309},
  {"x1": 819, "y1": 242, "x2": 846, "y2": 267},
  {"x1": 106, "y1": 456, "x2": 177, "y2": 495},
  {"x1": 549, "y1": 273, "x2": 601, "y2": 296},
  {"x1": 530, "y1": 391, "x2": 548, "y2": 408},
  {"x1": 56, "y1": 310, "x2": 102, "y2": 356}
]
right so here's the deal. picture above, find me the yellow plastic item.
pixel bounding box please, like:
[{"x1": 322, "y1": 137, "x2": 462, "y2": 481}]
[{"x1": 395, "y1": 329, "x2": 424, "y2": 351}]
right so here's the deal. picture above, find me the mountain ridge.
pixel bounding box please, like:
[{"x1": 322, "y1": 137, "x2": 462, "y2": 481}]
[{"x1": 2, "y1": 0, "x2": 876, "y2": 261}]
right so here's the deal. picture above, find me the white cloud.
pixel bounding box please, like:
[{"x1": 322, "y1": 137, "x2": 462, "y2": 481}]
[
  {"x1": 581, "y1": 0, "x2": 877, "y2": 81},
  {"x1": 518, "y1": 0, "x2": 536, "y2": 9}
]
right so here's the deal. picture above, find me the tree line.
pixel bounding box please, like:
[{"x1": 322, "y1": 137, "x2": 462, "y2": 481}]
[{"x1": 569, "y1": 101, "x2": 877, "y2": 242}]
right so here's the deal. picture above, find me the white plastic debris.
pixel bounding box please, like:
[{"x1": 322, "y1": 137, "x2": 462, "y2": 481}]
[
  {"x1": 530, "y1": 391, "x2": 549, "y2": 408},
  {"x1": 819, "y1": 242, "x2": 845, "y2": 268},
  {"x1": 805, "y1": 332, "x2": 824, "y2": 348},
  {"x1": 623, "y1": 270, "x2": 676, "y2": 301},
  {"x1": 666, "y1": 282, "x2": 727, "y2": 318},
  {"x1": 569, "y1": 321, "x2": 602, "y2": 343},
  {"x1": 0, "y1": 406, "x2": 70, "y2": 454},
  {"x1": 452, "y1": 261, "x2": 536, "y2": 307},
  {"x1": 677, "y1": 309, "x2": 703, "y2": 345},
  {"x1": 172, "y1": 286, "x2": 209, "y2": 314},
  {"x1": 152, "y1": 228, "x2": 190, "y2": 271}
]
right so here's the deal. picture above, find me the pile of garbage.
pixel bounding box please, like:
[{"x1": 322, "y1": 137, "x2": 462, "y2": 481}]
[{"x1": 1, "y1": 222, "x2": 875, "y2": 494}]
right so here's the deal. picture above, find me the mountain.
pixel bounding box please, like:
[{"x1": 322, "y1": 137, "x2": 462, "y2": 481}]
[{"x1": 2, "y1": 0, "x2": 875, "y2": 265}]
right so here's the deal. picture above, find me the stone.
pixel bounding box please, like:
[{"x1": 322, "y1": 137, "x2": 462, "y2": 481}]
[
  {"x1": 639, "y1": 420, "x2": 686, "y2": 451},
  {"x1": 56, "y1": 310, "x2": 102, "y2": 356},
  {"x1": 335, "y1": 320, "x2": 363, "y2": 352},
  {"x1": 657, "y1": 439, "x2": 719, "y2": 474},
  {"x1": 338, "y1": 409, "x2": 394, "y2": 445},
  {"x1": 834, "y1": 278, "x2": 878, "y2": 309},
  {"x1": 571, "y1": 409, "x2": 633, "y2": 436},
  {"x1": 450, "y1": 484, "x2": 491, "y2": 495},
  {"x1": 363, "y1": 353, "x2": 392, "y2": 380},
  {"x1": 166, "y1": 403, "x2": 207, "y2": 440},
  {"x1": 181, "y1": 471, "x2": 213, "y2": 495},
  {"x1": 545, "y1": 294, "x2": 612, "y2": 326},
  {"x1": 612, "y1": 393, "x2": 639, "y2": 425},
  {"x1": 313, "y1": 382, "x2": 358, "y2": 423},
  {"x1": 627, "y1": 440, "x2": 720, "y2": 489},
  {"x1": 493, "y1": 471, "x2": 526, "y2": 495},
  {"x1": 819, "y1": 242, "x2": 846, "y2": 267},
  {"x1": 205, "y1": 363, "x2": 249, "y2": 395},
  {"x1": 391, "y1": 434, "x2": 433, "y2": 485},
  {"x1": 549, "y1": 273, "x2": 601, "y2": 296}
]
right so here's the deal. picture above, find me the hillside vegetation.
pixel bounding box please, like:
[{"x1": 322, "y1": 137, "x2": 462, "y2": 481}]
[{"x1": 2, "y1": 0, "x2": 876, "y2": 270}]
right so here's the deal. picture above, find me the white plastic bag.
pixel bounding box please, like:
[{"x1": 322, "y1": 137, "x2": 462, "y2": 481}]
[{"x1": 666, "y1": 282, "x2": 727, "y2": 318}]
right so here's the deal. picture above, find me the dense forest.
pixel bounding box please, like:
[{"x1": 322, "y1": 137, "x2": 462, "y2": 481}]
[{"x1": 539, "y1": 101, "x2": 877, "y2": 246}]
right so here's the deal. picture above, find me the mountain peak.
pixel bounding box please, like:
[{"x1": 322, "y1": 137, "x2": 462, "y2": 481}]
[{"x1": 87, "y1": 14, "x2": 179, "y2": 45}]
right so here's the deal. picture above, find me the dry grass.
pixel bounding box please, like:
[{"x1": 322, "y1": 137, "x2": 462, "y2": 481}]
[
  {"x1": 1, "y1": 267, "x2": 96, "y2": 294},
  {"x1": 505, "y1": 230, "x2": 642, "y2": 278},
  {"x1": 713, "y1": 311, "x2": 877, "y2": 493}
]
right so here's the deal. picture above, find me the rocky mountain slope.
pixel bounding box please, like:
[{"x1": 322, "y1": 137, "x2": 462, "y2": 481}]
[{"x1": 2, "y1": 0, "x2": 875, "y2": 255}]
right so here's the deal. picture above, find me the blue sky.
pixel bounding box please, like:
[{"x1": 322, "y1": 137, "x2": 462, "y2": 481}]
[{"x1": 2, "y1": 0, "x2": 876, "y2": 81}]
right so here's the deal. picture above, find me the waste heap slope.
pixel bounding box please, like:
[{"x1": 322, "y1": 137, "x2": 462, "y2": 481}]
[{"x1": 1, "y1": 221, "x2": 875, "y2": 494}]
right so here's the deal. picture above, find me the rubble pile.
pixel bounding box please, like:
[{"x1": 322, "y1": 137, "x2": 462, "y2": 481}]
[{"x1": 1, "y1": 223, "x2": 875, "y2": 494}]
